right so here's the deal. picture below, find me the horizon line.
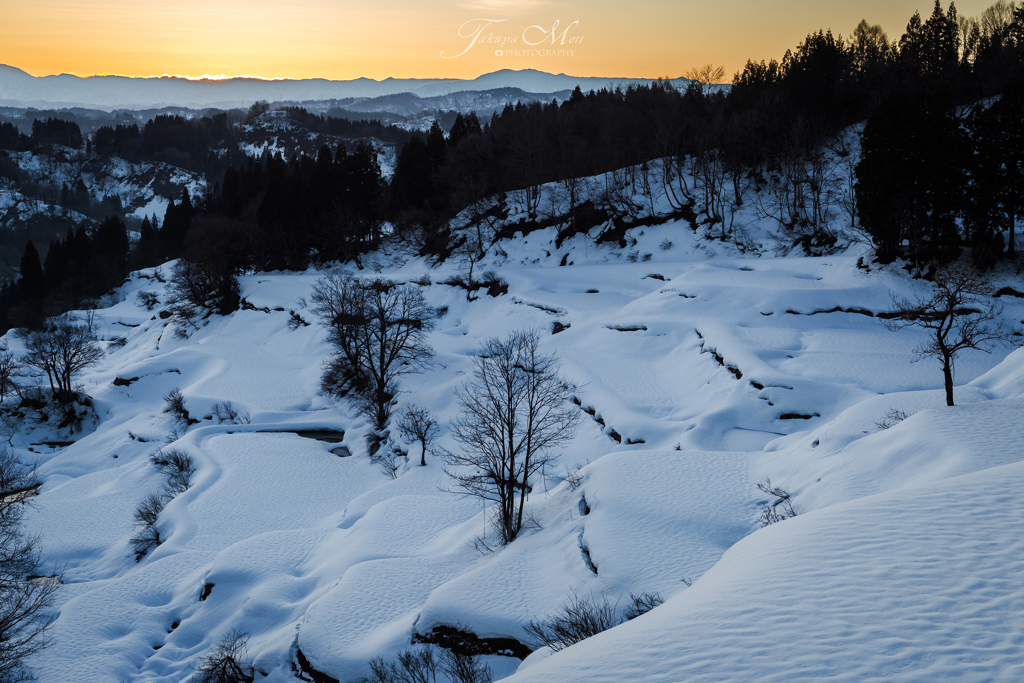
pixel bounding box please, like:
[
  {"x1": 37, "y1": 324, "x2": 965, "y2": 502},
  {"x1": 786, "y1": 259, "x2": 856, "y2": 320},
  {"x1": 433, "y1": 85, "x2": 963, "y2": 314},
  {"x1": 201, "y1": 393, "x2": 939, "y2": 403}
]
[{"x1": 1, "y1": 64, "x2": 691, "y2": 84}]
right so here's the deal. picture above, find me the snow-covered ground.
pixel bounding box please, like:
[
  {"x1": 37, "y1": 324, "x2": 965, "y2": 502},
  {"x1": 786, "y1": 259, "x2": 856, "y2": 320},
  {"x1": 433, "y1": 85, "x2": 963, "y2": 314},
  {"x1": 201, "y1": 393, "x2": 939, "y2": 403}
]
[{"x1": 8, "y1": 206, "x2": 1024, "y2": 681}]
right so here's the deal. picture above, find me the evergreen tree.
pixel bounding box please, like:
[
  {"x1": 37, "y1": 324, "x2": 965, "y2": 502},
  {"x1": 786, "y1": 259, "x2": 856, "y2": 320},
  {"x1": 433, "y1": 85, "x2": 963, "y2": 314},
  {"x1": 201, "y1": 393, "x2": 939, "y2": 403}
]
[{"x1": 17, "y1": 241, "x2": 46, "y2": 305}]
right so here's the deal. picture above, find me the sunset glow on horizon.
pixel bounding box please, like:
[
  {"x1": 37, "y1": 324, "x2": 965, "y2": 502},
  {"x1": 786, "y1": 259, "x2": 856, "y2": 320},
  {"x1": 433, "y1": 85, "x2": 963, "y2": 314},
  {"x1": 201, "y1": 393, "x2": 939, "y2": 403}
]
[{"x1": 0, "y1": 0, "x2": 999, "y2": 83}]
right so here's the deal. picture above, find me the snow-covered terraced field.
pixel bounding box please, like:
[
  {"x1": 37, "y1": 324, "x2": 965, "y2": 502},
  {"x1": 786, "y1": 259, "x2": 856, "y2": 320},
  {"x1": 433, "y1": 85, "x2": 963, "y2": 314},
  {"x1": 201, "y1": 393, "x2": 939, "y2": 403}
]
[{"x1": 8, "y1": 217, "x2": 1024, "y2": 682}]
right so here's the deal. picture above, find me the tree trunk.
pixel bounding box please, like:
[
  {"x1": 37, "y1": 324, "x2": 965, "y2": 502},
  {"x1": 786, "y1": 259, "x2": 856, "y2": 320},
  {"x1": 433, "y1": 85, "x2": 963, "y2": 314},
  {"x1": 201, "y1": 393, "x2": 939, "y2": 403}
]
[
  {"x1": 1009, "y1": 204, "x2": 1016, "y2": 258},
  {"x1": 943, "y1": 357, "x2": 955, "y2": 406},
  {"x1": 419, "y1": 438, "x2": 426, "y2": 466}
]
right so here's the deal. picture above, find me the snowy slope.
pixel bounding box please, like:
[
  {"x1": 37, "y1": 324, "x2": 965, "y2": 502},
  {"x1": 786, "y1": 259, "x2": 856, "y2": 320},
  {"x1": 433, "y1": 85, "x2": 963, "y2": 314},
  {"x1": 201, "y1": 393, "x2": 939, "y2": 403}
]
[{"x1": 8, "y1": 205, "x2": 1024, "y2": 682}]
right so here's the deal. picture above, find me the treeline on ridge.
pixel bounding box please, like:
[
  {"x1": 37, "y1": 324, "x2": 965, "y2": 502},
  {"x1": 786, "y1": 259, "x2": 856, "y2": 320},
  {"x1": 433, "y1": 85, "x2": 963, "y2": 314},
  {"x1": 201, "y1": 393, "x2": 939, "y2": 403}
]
[{"x1": 4, "y1": 0, "x2": 1024, "y2": 333}]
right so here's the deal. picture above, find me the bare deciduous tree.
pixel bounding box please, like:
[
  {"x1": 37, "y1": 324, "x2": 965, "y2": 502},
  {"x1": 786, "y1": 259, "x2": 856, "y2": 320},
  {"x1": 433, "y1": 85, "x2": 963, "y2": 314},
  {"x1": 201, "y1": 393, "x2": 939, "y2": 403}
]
[
  {"x1": 683, "y1": 64, "x2": 726, "y2": 88},
  {"x1": 192, "y1": 630, "x2": 255, "y2": 683},
  {"x1": 0, "y1": 447, "x2": 58, "y2": 682},
  {"x1": 23, "y1": 316, "x2": 103, "y2": 403},
  {"x1": 312, "y1": 274, "x2": 434, "y2": 431},
  {"x1": 396, "y1": 406, "x2": 439, "y2": 466},
  {"x1": 0, "y1": 348, "x2": 23, "y2": 403},
  {"x1": 884, "y1": 268, "x2": 1017, "y2": 406},
  {"x1": 444, "y1": 330, "x2": 579, "y2": 545}
]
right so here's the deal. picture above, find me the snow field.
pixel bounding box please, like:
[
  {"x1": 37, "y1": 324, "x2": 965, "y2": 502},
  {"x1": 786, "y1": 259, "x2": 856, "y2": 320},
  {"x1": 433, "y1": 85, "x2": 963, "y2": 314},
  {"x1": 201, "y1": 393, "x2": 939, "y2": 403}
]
[{"x1": 7, "y1": 214, "x2": 1022, "y2": 682}]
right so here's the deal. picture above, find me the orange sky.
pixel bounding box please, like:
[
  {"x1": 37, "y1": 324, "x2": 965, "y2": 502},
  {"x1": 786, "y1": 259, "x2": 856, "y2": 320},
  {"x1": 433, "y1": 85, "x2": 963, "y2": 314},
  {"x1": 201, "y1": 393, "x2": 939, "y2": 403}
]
[{"x1": 0, "y1": 0, "x2": 999, "y2": 82}]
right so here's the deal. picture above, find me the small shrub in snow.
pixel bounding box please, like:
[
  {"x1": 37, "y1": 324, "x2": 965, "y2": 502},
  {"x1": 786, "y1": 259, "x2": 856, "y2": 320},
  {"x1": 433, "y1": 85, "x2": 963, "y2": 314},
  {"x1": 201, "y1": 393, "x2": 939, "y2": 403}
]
[
  {"x1": 211, "y1": 401, "x2": 250, "y2": 425},
  {"x1": 623, "y1": 591, "x2": 664, "y2": 620},
  {"x1": 130, "y1": 493, "x2": 165, "y2": 561},
  {"x1": 368, "y1": 647, "x2": 437, "y2": 683},
  {"x1": 757, "y1": 478, "x2": 797, "y2": 527},
  {"x1": 659, "y1": 239, "x2": 672, "y2": 251},
  {"x1": 287, "y1": 310, "x2": 310, "y2": 330},
  {"x1": 564, "y1": 463, "x2": 585, "y2": 491},
  {"x1": 478, "y1": 271, "x2": 508, "y2": 297},
  {"x1": 525, "y1": 591, "x2": 620, "y2": 652},
  {"x1": 192, "y1": 630, "x2": 255, "y2": 683},
  {"x1": 376, "y1": 446, "x2": 404, "y2": 479},
  {"x1": 411, "y1": 274, "x2": 432, "y2": 287},
  {"x1": 439, "y1": 648, "x2": 492, "y2": 683},
  {"x1": 875, "y1": 407, "x2": 912, "y2": 430},
  {"x1": 163, "y1": 388, "x2": 196, "y2": 427},
  {"x1": 151, "y1": 449, "x2": 196, "y2": 496},
  {"x1": 137, "y1": 290, "x2": 159, "y2": 310}
]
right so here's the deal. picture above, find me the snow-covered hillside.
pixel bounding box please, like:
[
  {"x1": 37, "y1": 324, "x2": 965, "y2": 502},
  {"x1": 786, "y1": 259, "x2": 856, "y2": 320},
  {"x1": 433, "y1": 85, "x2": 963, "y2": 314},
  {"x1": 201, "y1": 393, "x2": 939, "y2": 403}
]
[{"x1": 8, "y1": 204, "x2": 1024, "y2": 681}]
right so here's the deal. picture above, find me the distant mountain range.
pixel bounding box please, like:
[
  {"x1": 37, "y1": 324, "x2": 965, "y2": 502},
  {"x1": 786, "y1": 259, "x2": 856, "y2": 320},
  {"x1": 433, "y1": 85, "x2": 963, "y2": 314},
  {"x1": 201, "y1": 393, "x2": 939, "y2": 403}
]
[{"x1": 0, "y1": 65, "x2": 691, "y2": 111}]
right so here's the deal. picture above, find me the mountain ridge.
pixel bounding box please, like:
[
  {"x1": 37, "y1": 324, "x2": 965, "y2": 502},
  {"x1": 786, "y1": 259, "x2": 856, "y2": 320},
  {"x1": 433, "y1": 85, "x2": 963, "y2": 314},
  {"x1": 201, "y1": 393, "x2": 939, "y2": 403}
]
[{"x1": 0, "y1": 65, "x2": 692, "y2": 111}]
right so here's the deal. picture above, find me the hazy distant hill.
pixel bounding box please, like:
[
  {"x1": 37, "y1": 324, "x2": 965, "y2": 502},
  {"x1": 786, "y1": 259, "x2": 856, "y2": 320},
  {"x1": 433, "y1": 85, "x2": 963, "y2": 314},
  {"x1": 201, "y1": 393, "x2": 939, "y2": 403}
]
[{"x1": 0, "y1": 65, "x2": 690, "y2": 110}]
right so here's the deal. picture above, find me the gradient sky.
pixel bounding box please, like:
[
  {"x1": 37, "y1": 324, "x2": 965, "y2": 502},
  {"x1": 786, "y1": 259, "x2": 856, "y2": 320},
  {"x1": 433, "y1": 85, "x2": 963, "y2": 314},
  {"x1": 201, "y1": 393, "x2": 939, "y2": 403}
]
[{"x1": 0, "y1": 0, "x2": 999, "y2": 82}]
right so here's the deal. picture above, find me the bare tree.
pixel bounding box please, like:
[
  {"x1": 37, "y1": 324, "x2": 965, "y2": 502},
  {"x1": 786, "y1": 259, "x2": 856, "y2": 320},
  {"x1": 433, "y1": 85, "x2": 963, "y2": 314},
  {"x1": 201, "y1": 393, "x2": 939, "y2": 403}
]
[
  {"x1": 23, "y1": 316, "x2": 104, "y2": 403},
  {"x1": 884, "y1": 268, "x2": 1017, "y2": 406},
  {"x1": 396, "y1": 406, "x2": 439, "y2": 467},
  {"x1": 166, "y1": 259, "x2": 240, "y2": 320},
  {"x1": 193, "y1": 630, "x2": 255, "y2": 683},
  {"x1": 0, "y1": 447, "x2": 59, "y2": 682},
  {"x1": 683, "y1": 64, "x2": 726, "y2": 88},
  {"x1": 0, "y1": 349, "x2": 22, "y2": 403},
  {"x1": 312, "y1": 274, "x2": 435, "y2": 430},
  {"x1": 443, "y1": 330, "x2": 579, "y2": 545}
]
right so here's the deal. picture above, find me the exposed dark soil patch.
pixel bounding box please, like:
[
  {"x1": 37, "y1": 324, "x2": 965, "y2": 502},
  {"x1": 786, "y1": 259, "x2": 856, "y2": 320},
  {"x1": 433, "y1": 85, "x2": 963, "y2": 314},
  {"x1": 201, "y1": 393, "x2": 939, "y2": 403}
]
[
  {"x1": 581, "y1": 543, "x2": 599, "y2": 575},
  {"x1": 32, "y1": 441, "x2": 74, "y2": 449},
  {"x1": 695, "y1": 330, "x2": 743, "y2": 380},
  {"x1": 552, "y1": 321, "x2": 570, "y2": 335},
  {"x1": 113, "y1": 376, "x2": 139, "y2": 387},
  {"x1": 785, "y1": 306, "x2": 876, "y2": 317},
  {"x1": 779, "y1": 412, "x2": 820, "y2": 420},
  {"x1": 259, "y1": 429, "x2": 346, "y2": 444},
  {"x1": 996, "y1": 287, "x2": 1024, "y2": 298},
  {"x1": 515, "y1": 300, "x2": 563, "y2": 315},
  {"x1": 413, "y1": 625, "x2": 533, "y2": 660},
  {"x1": 294, "y1": 649, "x2": 340, "y2": 683},
  {"x1": 607, "y1": 325, "x2": 647, "y2": 332},
  {"x1": 199, "y1": 583, "x2": 214, "y2": 601}
]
